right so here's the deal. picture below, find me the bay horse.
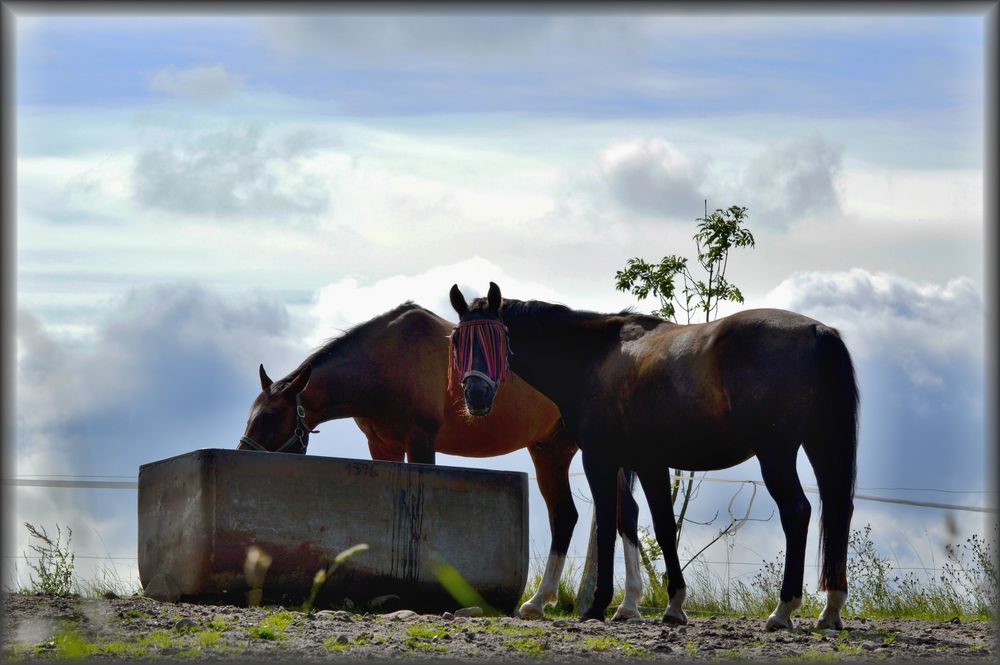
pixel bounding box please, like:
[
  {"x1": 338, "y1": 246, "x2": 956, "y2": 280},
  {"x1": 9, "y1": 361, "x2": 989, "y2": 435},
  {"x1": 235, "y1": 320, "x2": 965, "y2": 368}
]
[
  {"x1": 449, "y1": 283, "x2": 859, "y2": 630},
  {"x1": 237, "y1": 302, "x2": 644, "y2": 619}
]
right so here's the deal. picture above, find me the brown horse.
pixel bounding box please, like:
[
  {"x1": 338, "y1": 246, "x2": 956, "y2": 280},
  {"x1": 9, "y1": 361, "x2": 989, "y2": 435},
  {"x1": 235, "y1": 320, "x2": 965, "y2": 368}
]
[
  {"x1": 237, "y1": 302, "x2": 643, "y2": 619},
  {"x1": 449, "y1": 283, "x2": 859, "y2": 630}
]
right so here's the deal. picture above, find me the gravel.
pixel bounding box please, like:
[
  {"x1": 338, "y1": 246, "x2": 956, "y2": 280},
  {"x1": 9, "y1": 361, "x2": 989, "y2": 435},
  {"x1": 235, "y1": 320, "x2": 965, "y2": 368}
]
[{"x1": 2, "y1": 593, "x2": 996, "y2": 661}]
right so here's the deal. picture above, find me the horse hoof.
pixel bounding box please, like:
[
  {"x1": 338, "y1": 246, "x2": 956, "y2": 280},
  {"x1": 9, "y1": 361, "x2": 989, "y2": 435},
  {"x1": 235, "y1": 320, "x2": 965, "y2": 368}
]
[
  {"x1": 661, "y1": 610, "x2": 688, "y2": 625},
  {"x1": 765, "y1": 614, "x2": 793, "y2": 632},
  {"x1": 815, "y1": 616, "x2": 843, "y2": 631},
  {"x1": 578, "y1": 611, "x2": 606, "y2": 622},
  {"x1": 517, "y1": 603, "x2": 544, "y2": 620},
  {"x1": 611, "y1": 606, "x2": 640, "y2": 622}
]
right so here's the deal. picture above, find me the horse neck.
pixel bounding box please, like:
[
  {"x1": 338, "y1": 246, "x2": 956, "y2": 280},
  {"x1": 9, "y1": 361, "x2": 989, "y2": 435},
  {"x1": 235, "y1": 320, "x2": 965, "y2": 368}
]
[
  {"x1": 503, "y1": 306, "x2": 622, "y2": 407},
  {"x1": 294, "y1": 343, "x2": 376, "y2": 426}
]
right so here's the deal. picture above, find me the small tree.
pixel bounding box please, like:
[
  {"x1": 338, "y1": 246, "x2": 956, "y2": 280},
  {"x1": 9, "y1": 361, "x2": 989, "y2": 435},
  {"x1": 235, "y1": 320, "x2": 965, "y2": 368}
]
[{"x1": 615, "y1": 204, "x2": 755, "y2": 323}]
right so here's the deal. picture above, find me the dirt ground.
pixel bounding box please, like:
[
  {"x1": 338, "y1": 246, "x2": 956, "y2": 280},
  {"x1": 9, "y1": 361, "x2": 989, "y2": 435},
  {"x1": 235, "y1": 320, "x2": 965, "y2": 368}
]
[{"x1": 2, "y1": 593, "x2": 996, "y2": 661}]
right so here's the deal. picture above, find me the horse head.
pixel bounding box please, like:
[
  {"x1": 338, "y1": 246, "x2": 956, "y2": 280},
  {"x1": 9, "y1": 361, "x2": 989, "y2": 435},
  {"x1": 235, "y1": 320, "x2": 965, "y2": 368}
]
[
  {"x1": 238, "y1": 363, "x2": 314, "y2": 453},
  {"x1": 448, "y1": 281, "x2": 508, "y2": 417}
]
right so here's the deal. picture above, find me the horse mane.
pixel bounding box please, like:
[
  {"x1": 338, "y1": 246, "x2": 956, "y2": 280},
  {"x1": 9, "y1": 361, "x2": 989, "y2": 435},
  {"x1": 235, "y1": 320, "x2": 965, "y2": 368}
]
[
  {"x1": 283, "y1": 301, "x2": 424, "y2": 384},
  {"x1": 494, "y1": 298, "x2": 659, "y2": 327}
]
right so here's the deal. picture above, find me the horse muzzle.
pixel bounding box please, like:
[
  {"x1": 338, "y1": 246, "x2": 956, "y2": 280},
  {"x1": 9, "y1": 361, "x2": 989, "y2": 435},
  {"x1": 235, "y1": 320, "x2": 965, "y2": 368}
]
[{"x1": 462, "y1": 371, "x2": 498, "y2": 417}]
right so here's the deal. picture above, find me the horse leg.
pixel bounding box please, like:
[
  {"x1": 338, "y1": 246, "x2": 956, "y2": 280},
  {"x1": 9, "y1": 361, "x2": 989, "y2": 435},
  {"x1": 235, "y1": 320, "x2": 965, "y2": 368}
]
[
  {"x1": 519, "y1": 435, "x2": 579, "y2": 619},
  {"x1": 612, "y1": 468, "x2": 643, "y2": 621},
  {"x1": 636, "y1": 468, "x2": 687, "y2": 625},
  {"x1": 355, "y1": 418, "x2": 406, "y2": 462},
  {"x1": 757, "y1": 449, "x2": 811, "y2": 632},
  {"x1": 405, "y1": 430, "x2": 436, "y2": 464},
  {"x1": 579, "y1": 446, "x2": 619, "y2": 622}
]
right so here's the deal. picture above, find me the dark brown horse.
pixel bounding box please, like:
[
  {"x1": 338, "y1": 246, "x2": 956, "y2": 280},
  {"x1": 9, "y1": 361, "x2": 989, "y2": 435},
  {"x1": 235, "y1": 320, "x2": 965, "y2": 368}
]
[
  {"x1": 449, "y1": 283, "x2": 859, "y2": 630},
  {"x1": 237, "y1": 302, "x2": 644, "y2": 619}
]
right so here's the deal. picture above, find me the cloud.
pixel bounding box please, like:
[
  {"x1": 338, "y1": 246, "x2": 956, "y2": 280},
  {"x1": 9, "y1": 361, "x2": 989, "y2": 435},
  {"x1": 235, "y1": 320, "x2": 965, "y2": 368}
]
[
  {"x1": 598, "y1": 138, "x2": 710, "y2": 219},
  {"x1": 131, "y1": 125, "x2": 332, "y2": 219},
  {"x1": 757, "y1": 268, "x2": 984, "y2": 491},
  {"x1": 148, "y1": 63, "x2": 245, "y2": 102},
  {"x1": 739, "y1": 134, "x2": 843, "y2": 227},
  {"x1": 307, "y1": 256, "x2": 567, "y2": 347},
  {"x1": 259, "y1": 16, "x2": 651, "y2": 71},
  {"x1": 12, "y1": 284, "x2": 307, "y2": 586}
]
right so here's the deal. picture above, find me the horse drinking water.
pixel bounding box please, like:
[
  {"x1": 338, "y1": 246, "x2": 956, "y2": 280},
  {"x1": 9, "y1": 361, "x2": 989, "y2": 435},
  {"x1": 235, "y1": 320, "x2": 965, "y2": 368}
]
[
  {"x1": 449, "y1": 283, "x2": 859, "y2": 630},
  {"x1": 237, "y1": 302, "x2": 644, "y2": 619}
]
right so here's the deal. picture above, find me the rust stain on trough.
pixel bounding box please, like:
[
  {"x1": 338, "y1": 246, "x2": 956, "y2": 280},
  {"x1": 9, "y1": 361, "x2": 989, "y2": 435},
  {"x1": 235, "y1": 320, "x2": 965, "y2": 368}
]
[{"x1": 138, "y1": 449, "x2": 528, "y2": 613}]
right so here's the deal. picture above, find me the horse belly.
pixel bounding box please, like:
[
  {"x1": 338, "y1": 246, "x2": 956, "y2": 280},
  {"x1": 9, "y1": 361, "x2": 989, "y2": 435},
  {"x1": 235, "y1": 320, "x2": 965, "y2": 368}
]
[{"x1": 624, "y1": 411, "x2": 753, "y2": 472}]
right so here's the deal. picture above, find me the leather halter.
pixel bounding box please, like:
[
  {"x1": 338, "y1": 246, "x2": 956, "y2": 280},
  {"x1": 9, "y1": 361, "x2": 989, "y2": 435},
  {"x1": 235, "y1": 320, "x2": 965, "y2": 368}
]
[{"x1": 239, "y1": 393, "x2": 318, "y2": 454}]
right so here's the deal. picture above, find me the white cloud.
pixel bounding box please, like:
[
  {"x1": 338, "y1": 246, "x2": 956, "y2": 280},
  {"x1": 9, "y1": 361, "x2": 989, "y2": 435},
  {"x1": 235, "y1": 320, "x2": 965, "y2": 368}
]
[
  {"x1": 760, "y1": 268, "x2": 982, "y2": 366},
  {"x1": 755, "y1": 268, "x2": 984, "y2": 493},
  {"x1": 598, "y1": 138, "x2": 710, "y2": 219},
  {"x1": 307, "y1": 257, "x2": 567, "y2": 347},
  {"x1": 12, "y1": 284, "x2": 308, "y2": 587},
  {"x1": 149, "y1": 63, "x2": 245, "y2": 102},
  {"x1": 131, "y1": 125, "x2": 332, "y2": 220},
  {"x1": 739, "y1": 134, "x2": 843, "y2": 226}
]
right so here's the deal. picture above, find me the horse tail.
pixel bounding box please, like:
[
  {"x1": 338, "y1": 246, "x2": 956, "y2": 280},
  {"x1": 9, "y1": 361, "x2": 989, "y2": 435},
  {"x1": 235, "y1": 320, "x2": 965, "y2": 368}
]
[{"x1": 803, "y1": 325, "x2": 859, "y2": 592}]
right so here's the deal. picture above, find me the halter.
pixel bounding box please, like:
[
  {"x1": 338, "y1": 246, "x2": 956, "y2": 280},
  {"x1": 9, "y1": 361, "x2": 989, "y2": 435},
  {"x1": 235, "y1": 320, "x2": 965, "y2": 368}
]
[
  {"x1": 448, "y1": 318, "x2": 511, "y2": 394},
  {"x1": 239, "y1": 393, "x2": 318, "y2": 454}
]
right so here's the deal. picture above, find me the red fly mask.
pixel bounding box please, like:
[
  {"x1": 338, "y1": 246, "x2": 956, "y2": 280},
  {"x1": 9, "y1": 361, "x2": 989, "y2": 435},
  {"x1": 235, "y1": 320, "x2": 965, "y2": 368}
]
[{"x1": 448, "y1": 319, "x2": 511, "y2": 395}]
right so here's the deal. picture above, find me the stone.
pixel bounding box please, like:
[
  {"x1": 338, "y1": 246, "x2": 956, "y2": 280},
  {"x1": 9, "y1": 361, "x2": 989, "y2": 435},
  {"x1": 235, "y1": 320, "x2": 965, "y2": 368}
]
[
  {"x1": 442, "y1": 612, "x2": 455, "y2": 620},
  {"x1": 335, "y1": 634, "x2": 349, "y2": 645},
  {"x1": 143, "y1": 574, "x2": 181, "y2": 602},
  {"x1": 173, "y1": 618, "x2": 197, "y2": 631},
  {"x1": 455, "y1": 606, "x2": 483, "y2": 618},
  {"x1": 552, "y1": 619, "x2": 570, "y2": 628},
  {"x1": 384, "y1": 609, "x2": 419, "y2": 621}
]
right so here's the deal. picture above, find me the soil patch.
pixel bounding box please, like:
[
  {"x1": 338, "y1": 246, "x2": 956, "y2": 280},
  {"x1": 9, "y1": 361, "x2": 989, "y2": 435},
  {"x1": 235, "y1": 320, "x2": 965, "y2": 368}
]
[{"x1": 2, "y1": 593, "x2": 995, "y2": 661}]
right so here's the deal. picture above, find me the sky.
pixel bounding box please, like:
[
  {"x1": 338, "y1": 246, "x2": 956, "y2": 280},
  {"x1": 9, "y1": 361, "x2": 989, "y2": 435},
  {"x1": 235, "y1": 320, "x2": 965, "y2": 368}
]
[{"x1": 7, "y1": 8, "x2": 993, "y2": 601}]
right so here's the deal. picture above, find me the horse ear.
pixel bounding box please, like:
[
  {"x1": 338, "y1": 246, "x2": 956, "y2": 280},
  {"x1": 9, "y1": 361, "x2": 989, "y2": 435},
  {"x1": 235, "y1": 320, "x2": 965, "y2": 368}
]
[
  {"x1": 487, "y1": 282, "x2": 502, "y2": 314},
  {"x1": 283, "y1": 364, "x2": 312, "y2": 396},
  {"x1": 450, "y1": 284, "x2": 469, "y2": 316},
  {"x1": 259, "y1": 364, "x2": 273, "y2": 392}
]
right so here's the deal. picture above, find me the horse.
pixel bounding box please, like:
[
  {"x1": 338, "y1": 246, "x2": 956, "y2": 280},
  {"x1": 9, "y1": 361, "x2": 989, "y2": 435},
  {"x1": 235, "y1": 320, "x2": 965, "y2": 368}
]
[
  {"x1": 237, "y1": 301, "x2": 645, "y2": 620},
  {"x1": 449, "y1": 282, "x2": 859, "y2": 631}
]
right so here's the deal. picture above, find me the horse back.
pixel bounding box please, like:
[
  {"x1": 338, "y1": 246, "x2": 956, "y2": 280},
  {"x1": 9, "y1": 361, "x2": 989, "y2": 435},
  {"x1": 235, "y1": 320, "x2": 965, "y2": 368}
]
[{"x1": 610, "y1": 308, "x2": 835, "y2": 445}]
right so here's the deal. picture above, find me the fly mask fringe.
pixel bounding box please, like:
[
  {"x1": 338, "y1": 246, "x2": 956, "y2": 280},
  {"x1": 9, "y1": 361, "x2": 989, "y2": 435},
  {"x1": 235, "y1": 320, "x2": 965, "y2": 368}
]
[{"x1": 448, "y1": 320, "x2": 510, "y2": 394}]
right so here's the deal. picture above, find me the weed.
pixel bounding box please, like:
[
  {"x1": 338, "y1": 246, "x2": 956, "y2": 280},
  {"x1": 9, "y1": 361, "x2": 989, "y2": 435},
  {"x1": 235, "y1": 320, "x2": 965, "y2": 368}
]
[
  {"x1": 403, "y1": 638, "x2": 448, "y2": 652},
  {"x1": 477, "y1": 621, "x2": 546, "y2": 638},
  {"x1": 789, "y1": 649, "x2": 840, "y2": 662},
  {"x1": 716, "y1": 646, "x2": 746, "y2": 660},
  {"x1": 22, "y1": 523, "x2": 75, "y2": 596},
  {"x1": 406, "y1": 623, "x2": 452, "y2": 640},
  {"x1": 249, "y1": 610, "x2": 297, "y2": 640},
  {"x1": 584, "y1": 635, "x2": 648, "y2": 658},
  {"x1": 207, "y1": 614, "x2": 234, "y2": 631},
  {"x1": 301, "y1": 542, "x2": 369, "y2": 613},
  {"x1": 196, "y1": 629, "x2": 221, "y2": 648},
  {"x1": 50, "y1": 626, "x2": 97, "y2": 658},
  {"x1": 506, "y1": 637, "x2": 546, "y2": 653}
]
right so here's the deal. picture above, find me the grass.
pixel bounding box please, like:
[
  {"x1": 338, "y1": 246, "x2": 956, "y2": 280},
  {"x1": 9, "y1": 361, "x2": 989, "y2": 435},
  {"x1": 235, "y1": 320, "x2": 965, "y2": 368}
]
[
  {"x1": 584, "y1": 635, "x2": 649, "y2": 658},
  {"x1": 519, "y1": 521, "x2": 998, "y2": 622},
  {"x1": 248, "y1": 609, "x2": 298, "y2": 640}
]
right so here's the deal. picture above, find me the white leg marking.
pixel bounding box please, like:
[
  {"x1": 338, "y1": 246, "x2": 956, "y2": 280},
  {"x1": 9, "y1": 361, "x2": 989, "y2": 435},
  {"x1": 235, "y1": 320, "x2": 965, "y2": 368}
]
[
  {"x1": 662, "y1": 587, "x2": 688, "y2": 625},
  {"x1": 612, "y1": 538, "x2": 643, "y2": 620},
  {"x1": 816, "y1": 589, "x2": 847, "y2": 630},
  {"x1": 518, "y1": 553, "x2": 566, "y2": 620},
  {"x1": 766, "y1": 595, "x2": 802, "y2": 631}
]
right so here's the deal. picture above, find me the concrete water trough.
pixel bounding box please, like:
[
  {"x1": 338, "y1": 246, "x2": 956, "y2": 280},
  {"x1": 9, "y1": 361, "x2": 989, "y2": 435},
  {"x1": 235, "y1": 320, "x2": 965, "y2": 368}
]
[{"x1": 137, "y1": 449, "x2": 529, "y2": 613}]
